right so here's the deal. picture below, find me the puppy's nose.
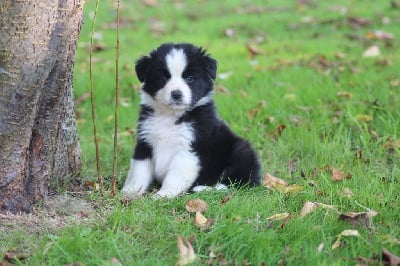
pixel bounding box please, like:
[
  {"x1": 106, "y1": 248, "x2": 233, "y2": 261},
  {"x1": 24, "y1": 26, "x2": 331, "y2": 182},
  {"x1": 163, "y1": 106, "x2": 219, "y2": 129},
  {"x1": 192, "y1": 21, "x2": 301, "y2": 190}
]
[{"x1": 171, "y1": 90, "x2": 183, "y2": 101}]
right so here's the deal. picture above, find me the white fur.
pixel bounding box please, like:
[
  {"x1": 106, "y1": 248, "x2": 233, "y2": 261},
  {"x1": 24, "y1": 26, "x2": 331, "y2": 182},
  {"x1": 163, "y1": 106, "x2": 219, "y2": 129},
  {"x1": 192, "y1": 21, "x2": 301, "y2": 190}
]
[
  {"x1": 123, "y1": 99, "x2": 200, "y2": 198},
  {"x1": 155, "y1": 49, "x2": 192, "y2": 109},
  {"x1": 122, "y1": 159, "x2": 152, "y2": 197},
  {"x1": 192, "y1": 183, "x2": 228, "y2": 192}
]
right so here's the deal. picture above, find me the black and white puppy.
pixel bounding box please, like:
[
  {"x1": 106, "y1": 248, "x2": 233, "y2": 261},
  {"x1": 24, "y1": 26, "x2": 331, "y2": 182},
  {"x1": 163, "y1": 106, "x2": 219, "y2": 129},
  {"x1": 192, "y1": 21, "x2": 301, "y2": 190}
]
[{"x1": 122, "y1": 43, "x2": 261, "y2": 198}]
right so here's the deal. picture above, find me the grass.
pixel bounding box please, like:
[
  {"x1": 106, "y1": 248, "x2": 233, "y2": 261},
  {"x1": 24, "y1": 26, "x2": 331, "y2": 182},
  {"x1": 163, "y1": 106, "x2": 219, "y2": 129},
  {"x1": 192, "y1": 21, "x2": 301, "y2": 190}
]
[{"x1": 1, "y1": 0, "x2": 400, "y2": 265}]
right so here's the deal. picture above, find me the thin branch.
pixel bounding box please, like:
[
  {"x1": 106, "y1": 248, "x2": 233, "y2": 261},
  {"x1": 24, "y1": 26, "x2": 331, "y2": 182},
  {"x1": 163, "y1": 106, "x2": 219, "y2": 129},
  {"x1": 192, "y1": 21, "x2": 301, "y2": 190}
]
[
  {"x1": 111, "y1": 0, "x2": 121, "y2": 196},
  {"x1": 89, "y1": 0, "x2": 103, "y2": 186}
]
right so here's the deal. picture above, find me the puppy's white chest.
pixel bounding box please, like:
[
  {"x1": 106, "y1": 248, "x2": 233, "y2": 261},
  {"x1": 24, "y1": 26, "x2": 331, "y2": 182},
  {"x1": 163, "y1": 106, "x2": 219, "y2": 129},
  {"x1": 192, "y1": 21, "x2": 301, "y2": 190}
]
[{"x1": 140, "y1": 114, "x2": 194, "y2": 180}]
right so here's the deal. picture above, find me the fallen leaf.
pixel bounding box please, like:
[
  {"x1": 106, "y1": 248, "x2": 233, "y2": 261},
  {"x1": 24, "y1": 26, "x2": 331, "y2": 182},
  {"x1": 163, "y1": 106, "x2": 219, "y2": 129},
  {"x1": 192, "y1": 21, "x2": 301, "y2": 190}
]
[
  {"x1": 300, "y1": 201, "x2": 318, "y2": 217},
  {"x1": 185, "y1": 199, "x2": 208, "y2": 213},
  {"x1": 220, "y1": 191, "x2": 235, "y2": 205},
  {"x1": 347, "y1": 17, "x2": 372, "y2": 28},
  {"x1": 218, "y1": 71, "x2": 233, "y2": 80},
  {"x1": 279, "y1": 213, "x2": 292, "y2": 229},
  {"x1": 194, "y1": 212, "x2": 213, "y2": 231},
  {"x1": 366, "y1": 30, "x2": 395, "y2": 41},
  {"x1": 268, "y1": 124, "x2": 286, "y2": 141},
  {"x1": 283, "y1": 93, "x2": 297, "y2": 101},
  {"x1": 150, "y1": 18, "x2": 166, "y2": 35},
  {"x1": 141, "y1": 0, "x2": 158, "y2": 7},
  {"x1": 328, "y1": 166, "x2": 351, "y2": 181},
  {"x1": 363, "y1": 45, "x2": 381, "y2": 57},
  {"x1": 3, "y1": 250, "x2": 26, "y2": 263},
  {"x1": 224, "y1": 28, "x2": 235, "y2": 37},
  {"x1": 381, "y1": 248, "x2": 400, "y2": 265},
  {"x1": 339, "y1": 187, "x2": 354, "y2": 198},
  {"x1": 390, "y1": 79, "x2": 400, "y2": 87},
  {"x1": 336, "y1": 91, "x2": 353, "y2": 99},
  {"x1": 314, "y1": 202, "x2": 340, "y2": 214},
  {"x1": 247, "y1": 100, "x2": 267, "y2": 118},
  {"x1": 246, "y1": 42, "x2": 263, "y2": 57},
  {"x1": 92, "y1": 42, "x2": 107, "y2": 52},
  {"x1": 332, "y1": 229, "x2": 360, "y2": 250},
  {"x1": 339, "y1": 211, "x2": 378, "y2": 228},
  {"x1": 75, "y1": 92, "x2": 91, "y2": 105},
  {"x1": 281, "y1": 184, "x2": 304, "y2": 194},
  {"x1": 266, "y1": 212, "x2": 290, "y2": 221},
  {"x1": 341, "y1": 229, "x2": 360, "y2": 237},
  {"x1": 355, "y1": 114, "x2": 373, "y2": 123},
  {"x1": 215, "y1": 84, "x2": 231, "y2": 94},
  {"x1": 109, "y1": 257, "x2": 123, "y2": 266},
  {"x1": 317, "y1": 242, "x2": 324, "y2": 253},
  {"x1": 176, "y1": 237, "x2": 197, "y2": 266},
  {"x1": 262, "y1": 173, "x2": 288, "y2": 190},
  {"x1": 194, "y1": 212, "x2": 207, "y2": 226}
]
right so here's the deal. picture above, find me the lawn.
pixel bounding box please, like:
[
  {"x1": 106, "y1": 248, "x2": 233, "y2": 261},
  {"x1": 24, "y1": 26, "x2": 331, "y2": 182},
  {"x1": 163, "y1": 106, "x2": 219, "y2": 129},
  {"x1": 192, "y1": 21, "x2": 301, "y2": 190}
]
[{"x1": 1, "y1": 0, "x2": 400, "y2": 265}]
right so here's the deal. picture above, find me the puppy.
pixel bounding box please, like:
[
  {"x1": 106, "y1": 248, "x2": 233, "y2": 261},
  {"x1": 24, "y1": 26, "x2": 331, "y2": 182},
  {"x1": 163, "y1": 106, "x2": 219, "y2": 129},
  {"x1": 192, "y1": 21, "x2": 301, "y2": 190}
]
[{"x1": 122, "y1": 43, "x2": 261, "y2": 198}]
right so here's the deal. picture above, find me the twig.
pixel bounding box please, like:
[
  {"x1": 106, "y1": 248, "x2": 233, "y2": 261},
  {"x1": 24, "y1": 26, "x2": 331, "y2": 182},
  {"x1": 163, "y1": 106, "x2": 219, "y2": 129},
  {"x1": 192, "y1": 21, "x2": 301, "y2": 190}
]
[
  {"x1": 111, "y1": 0, "x2": 120, "y2": 196},
  {"x1": 89, "y1": 0, "x2": 103, "y2": 186}
]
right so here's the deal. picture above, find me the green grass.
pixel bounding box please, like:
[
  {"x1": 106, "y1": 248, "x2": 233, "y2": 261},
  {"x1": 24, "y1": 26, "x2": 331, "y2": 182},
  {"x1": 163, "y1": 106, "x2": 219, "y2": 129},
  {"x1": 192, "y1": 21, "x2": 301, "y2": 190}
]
[{"x1": 2, "y1": 0, "x2": 400, "y2": 265}]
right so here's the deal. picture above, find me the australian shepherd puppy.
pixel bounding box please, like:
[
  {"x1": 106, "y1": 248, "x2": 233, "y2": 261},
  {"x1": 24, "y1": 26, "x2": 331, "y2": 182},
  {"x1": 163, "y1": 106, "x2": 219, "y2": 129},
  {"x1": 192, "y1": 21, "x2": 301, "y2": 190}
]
[{"x1": 122, "y1": 43, "x2": 261, "y2": 199}]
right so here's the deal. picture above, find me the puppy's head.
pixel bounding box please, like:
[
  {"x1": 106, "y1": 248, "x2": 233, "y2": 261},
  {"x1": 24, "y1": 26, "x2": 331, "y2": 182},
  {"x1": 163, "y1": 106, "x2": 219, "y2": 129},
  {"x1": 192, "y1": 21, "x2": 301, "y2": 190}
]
[{"x1": 135, "y1": 43, "x2": 217, "y2": 111}]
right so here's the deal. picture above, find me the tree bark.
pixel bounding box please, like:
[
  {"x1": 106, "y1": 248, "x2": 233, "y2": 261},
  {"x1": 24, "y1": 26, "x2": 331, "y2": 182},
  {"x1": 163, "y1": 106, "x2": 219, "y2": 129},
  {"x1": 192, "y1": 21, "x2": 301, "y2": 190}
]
[{"x1": 0, "y1": 1, "x2": 83, "y2": 213}]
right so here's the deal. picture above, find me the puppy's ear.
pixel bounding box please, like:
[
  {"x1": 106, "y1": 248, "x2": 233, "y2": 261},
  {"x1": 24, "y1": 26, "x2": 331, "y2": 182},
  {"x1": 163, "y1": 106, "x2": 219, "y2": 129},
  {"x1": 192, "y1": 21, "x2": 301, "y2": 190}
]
[
  {"x1": 135, "y1": 56, "x2": 151, "y2": 83},
  {"x1": 204, "y1": 56, "x2": 217, "y2": 81}
]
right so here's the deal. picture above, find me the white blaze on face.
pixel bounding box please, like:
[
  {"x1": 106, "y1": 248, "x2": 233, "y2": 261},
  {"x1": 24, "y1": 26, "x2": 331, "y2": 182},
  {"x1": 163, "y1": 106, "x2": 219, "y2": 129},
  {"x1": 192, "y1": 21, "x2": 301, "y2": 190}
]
[{"x1": 154, "y1": 48, "x2": 192, "y2": 110}]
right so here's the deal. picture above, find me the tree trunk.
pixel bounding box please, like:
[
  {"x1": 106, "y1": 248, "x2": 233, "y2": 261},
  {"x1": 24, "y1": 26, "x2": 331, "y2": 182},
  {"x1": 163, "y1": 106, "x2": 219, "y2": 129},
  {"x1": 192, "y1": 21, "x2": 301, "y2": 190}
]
[{"x1": 0, "y1": 1, "x2": 83, "y2": 213}]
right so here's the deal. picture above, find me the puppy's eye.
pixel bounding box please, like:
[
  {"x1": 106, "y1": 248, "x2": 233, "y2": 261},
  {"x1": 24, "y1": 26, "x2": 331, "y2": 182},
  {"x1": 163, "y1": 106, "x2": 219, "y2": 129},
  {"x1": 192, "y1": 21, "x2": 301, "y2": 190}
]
[
  {"x1": 184, "y1": 75, "x2": 194, "y2": 83},
  {"x1": 162, "y1": 70, "x2": 171, "y2": 80}
]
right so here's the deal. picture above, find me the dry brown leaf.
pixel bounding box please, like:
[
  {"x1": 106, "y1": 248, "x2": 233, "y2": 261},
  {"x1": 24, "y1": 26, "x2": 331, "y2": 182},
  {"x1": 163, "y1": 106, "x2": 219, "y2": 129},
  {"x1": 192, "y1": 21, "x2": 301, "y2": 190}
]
[
  {"x1": 194, "y1": 212, "x2": 213, "y2": 231},
  {"x1": 110, "y1": 257, "x2": 123, "y2": 266},
  {"x1": 279, "y1": 213, "x2": 292, "y2": 229},
  {"x1": 185, "y1": 199, "x2": 207, "y2": 213},
  {"x1": 215, "y1": 84, "x2": 231, "y2": 94},
  {"x1": 266, "y1": 212, "x2": 290, "y2": 221},
  {"x1": 176, "y1": 237, "x2": 197, "y2": 266},
  {"x1": 355, "y1": 114, "x2": 373, "y2": 123},
  {"x1": 220, "y1": 191, "x2": 235, "y2": 205},
  {"x1": 262, "y1": 173, "x2": 288, "y2": 190},
  {"x1": 336, "y1": 91, "x2": 353, "y2": 99},
  {"x1": 282, "y1": 184, "x2": 304, "y2": 194},
  {"x1": 314, "y1": 202, "x2": 340, "y2": 214},
  {"x1": 300, "y1": 201, "x2": 318, "y2": 217},
  {"x1": 268, "y1": 124, "x2": 286, "y2": 141},
  {"x1": 246, "y1": 42, "x2": 263, "y2": 57},
  {"x1": 3, "y1": 250, "x2": 26, "y2": 263},
  {"x1": 339, "y1": 187, "x2": 354, "y2": 198},
  {"x1": 363, "y1": 45, "x2": 381, "y2": 57},
  {"x1": 366, "y1": 30, "x2": 395, "y2": 41},
  {"x1": 328, "y1": 166, "x2": 351, "y2": 181},
  {"x1": 75, "y1": 92, "x2": 91, "y2": 105},
  {"x1": 332, "y1": 230, "x2": 360, "y2": 250},
  {"x1": 339, "y1": 211, "x2": 378, "y2": 228},
  {"x1": 194, "y1": 212, "x2": 207, "y2": 226},
  {"x1": 247, "y1": 100, "x2": 267, "y2": 118},
  {"x1": 141, "y1": 0, "x2": 158, "y2": 7},
  {"x1": 390, "y1": 79, "x2": 400, "y2": 87},
  {"x1": 381, "y1": 248, "x2": 400, "y2": 265}
]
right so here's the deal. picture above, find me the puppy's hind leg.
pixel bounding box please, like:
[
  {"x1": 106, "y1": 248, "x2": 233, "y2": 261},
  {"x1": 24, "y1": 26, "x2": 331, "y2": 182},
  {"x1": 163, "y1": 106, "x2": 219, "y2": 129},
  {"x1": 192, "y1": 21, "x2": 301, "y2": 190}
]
[{"x1": 222, "y1": 139, "x2": 261, "y2": 187}]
